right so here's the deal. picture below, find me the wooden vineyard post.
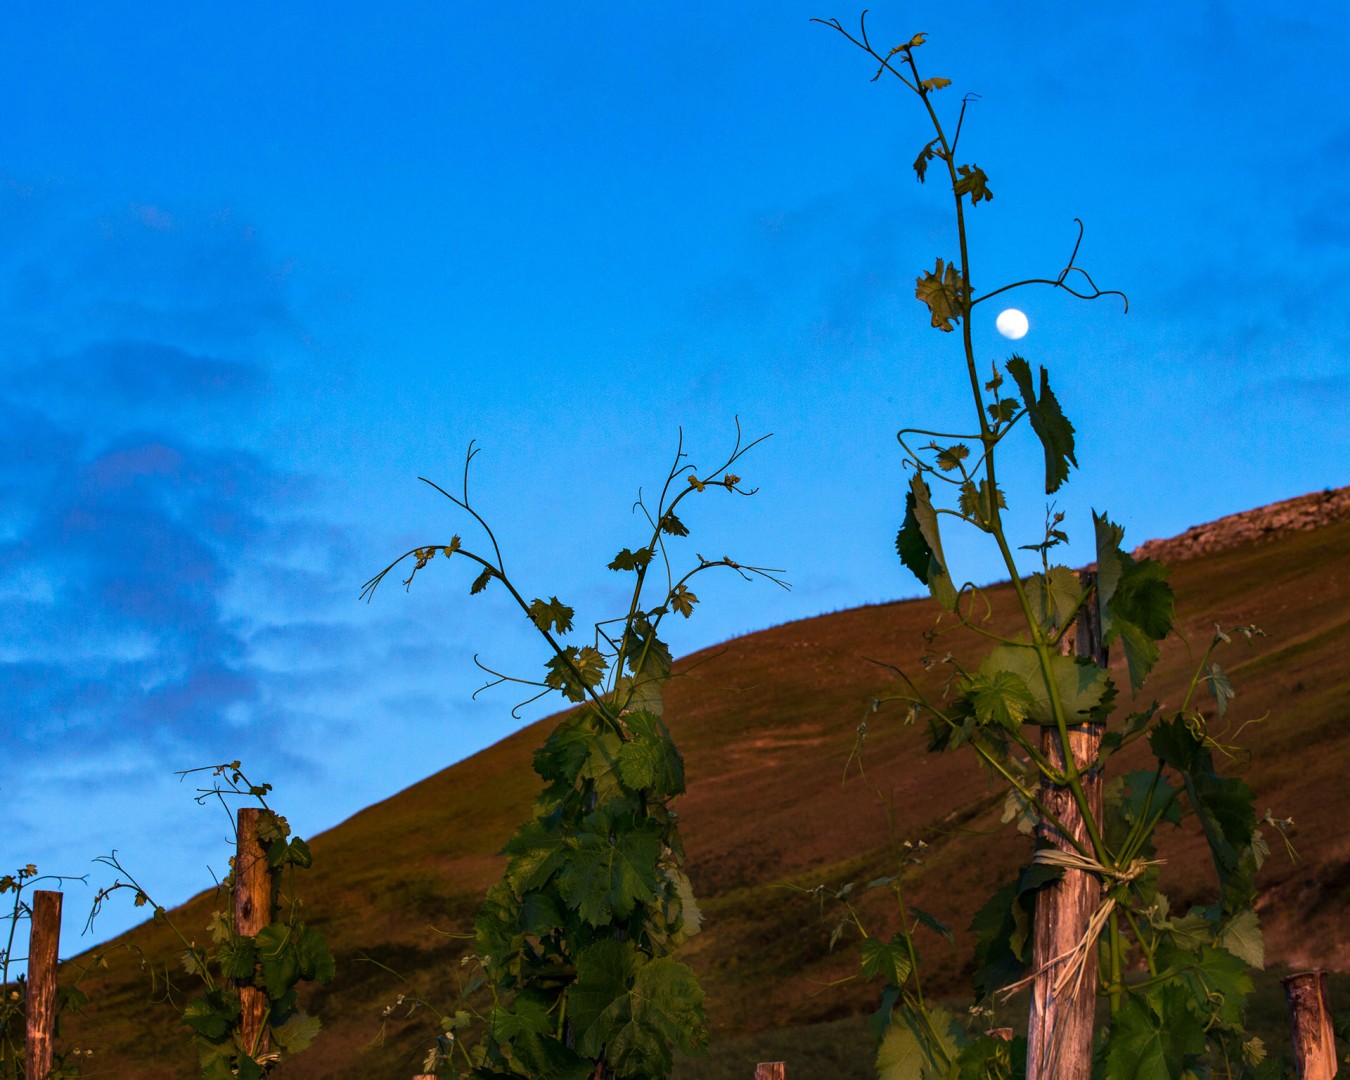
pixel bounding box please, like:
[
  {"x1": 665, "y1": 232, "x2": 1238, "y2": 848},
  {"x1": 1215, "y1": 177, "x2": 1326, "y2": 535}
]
[
  {"x1": 1026, "y1": 572, "x2": 1106, "y2": 1080},
  {"x1": 754, "y1": 1064, "x2": 786, "y2": 1080},
  {"x1": 234, "y1": 808, "x2": 275, "y2": 1062},
  {"x1": 1283, "y1": 970, "x2": 1338, "y2": 1079},
  {"x1": 26, "y1": 889, "x2": 63, "y2": 1080}
]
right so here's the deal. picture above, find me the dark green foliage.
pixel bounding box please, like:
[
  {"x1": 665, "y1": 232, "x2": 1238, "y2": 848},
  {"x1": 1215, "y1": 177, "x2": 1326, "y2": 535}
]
[
  {"x1": 366, "y1": 435, "x2": 779, "y2": 1078},
  {"x1": 896, "y1": 475, "x2": 957, "y2": 612},
  {"x1": 1005, "y1": 356, "x2": 1077, "y2": 495},
  {"x1": 1095, "y1": 513, "x2": 1176, "y2": 691},
  {"x1": 816, "y1": 14, "x2": 1276, "y2": 1079},
  {"x1": 88, "y1": 767, "x2": 333, "y2": 1078},
  {"x1": 476, "y1": 696, "x2": 707, "y2": 1078}
]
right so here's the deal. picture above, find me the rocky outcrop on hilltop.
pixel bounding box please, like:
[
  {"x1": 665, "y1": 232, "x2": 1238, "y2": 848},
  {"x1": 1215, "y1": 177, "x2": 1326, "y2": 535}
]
[{"x1": 1133, "y1": 484, "x2": 1350, "y2": 564}]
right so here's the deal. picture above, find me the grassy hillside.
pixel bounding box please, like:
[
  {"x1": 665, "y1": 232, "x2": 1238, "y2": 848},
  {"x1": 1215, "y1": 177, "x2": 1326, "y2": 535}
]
[{"x1": 49, "y1": 505, "x2": 1350, "y2": 1078}]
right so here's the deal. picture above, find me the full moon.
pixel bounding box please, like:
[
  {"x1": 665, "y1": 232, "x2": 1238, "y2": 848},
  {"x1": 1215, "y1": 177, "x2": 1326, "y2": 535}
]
[{"x1": 996, "y1": 308, "x2": 1029, "y2": 340}]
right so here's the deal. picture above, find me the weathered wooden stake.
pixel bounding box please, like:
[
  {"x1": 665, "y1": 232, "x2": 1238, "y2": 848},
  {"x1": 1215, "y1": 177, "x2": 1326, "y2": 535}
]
[
  {"x1": 234, "y1": 807, "x2": 274, "y2": 1061},
  {"x1": 1026, "y1": 572, "x2": 1105, "y2": 1080},
  {"x1": 1283, "y1": 970, "x2": 1338, "y2": 1079},
  {"x1": 26, "y1": 889, "x2": 63, "y2": 1080},
  {"x1": 754, "y1": 1063, "x2": 786, "y2": 1080}
]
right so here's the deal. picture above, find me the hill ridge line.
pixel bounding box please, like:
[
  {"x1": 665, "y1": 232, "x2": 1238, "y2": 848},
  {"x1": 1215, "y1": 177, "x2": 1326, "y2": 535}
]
[{"x1": 1132, "y1": 483, "x2": 1350, "y2": 564}]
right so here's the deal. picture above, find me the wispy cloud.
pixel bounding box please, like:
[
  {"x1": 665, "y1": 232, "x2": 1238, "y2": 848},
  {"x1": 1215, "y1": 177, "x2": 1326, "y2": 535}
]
[
  {"x1": 0, "y1": 188, "x2": 528, "y2": 947},
  {"x1": 0, "y1": 192, "x2": 371, "y2": 925}
]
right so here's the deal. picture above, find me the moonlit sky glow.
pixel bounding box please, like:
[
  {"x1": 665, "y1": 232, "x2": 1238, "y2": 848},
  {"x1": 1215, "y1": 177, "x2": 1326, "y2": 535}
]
[
  {"x1": 3, "y1": 4, "x2": 1348, "y2": 951},
  {"x1": 996, "y1": 307, "x2": 1029, "y2": 340}
]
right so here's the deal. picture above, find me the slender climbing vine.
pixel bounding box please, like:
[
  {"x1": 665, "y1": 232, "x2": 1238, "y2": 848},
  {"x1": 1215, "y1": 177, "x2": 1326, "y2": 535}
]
[
  {"x1": 88, "y1": 763, "x2": 333, "y2": 1080},
  {"x1": 363, "y1": 427, "x2": 785, "y2": 1079},
  {"x1": 0, "y1": 866, "x2": 91, "y2": 1079},
  {"x1": 815, "y1": 15, "x2": 1290, "y2": 1079}
]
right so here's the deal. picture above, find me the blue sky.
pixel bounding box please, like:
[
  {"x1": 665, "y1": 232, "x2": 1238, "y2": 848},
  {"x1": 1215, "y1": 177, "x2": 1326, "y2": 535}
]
[{"x1": 2, "y1": 3, "x2": 1347, "y2": 952}]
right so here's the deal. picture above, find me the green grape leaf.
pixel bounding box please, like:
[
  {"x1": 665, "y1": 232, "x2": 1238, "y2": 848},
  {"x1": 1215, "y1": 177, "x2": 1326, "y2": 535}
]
[
  {"x1": 527, "y1": 596, "x2": 575, "y2": 636},
  {"x1": 659, "y1": 511, "x2": 689, "y2": 537},
  {"x1": 1002, "y1": 784, "x2": 1038, "y2": 835},
  {"x1": 935, "y1": 443, "x2": 969, "y2": 471},
  {"x1": 620, "y1": 618, "x2": 673, "y2": 716},
  {"x1": 987, "y1": 398, "x2": 1018, "y2": 425},
  {"x1": 255, "y1": 923, "x2": 301, "y2": 1000},
  {"x1": 1155, "y1": 942, "x2": 1253, "y2": 1028},
  {"x1": 1204, "y1": 663, "x2": 1235, "y2": 716},
  {"x1": 182, "y1": 990, "x2": 239, "y2": 1040},
  {"x1": 557, "y1": 812, "x2": 663, "y2": 926},
  {"x1": 270, "y1": 1010, "x2": 322, "y2": 1052},
  {"x1": 1217, "y1": 908, "x2": 1264, "y2": 970},
  {"x1": 669, "y1": 583, "x2": 698, "y2": 618},
  {"x1": 976, "y1": 645, "x2": 1114, "y2": 725},
  {"x1": 615, "y1": 711, "x2": 686, "y2": 796},
  {"x1": 574, "y1": 949, "x2": 707, "y2": 1074},
  {"x1": 1006, "y1": 355, "x2": 1076, "y2": 493},
  {"x1": 608, "y1": 547, "x2": 654, "y2": 572},
  {"x1": 181, "y1": 947, "x2": 209, "y2": 977},
  {"x1": 1114, "y1": 768, "x2": 1184, "y2": 834},
  {"x1": 1031, "y1": 566, "x2": 1083, "y2": 633},
  {"x1": 489, "y1": 994, "x2": 594, "y2": 1080},
  {"x1": 970, "y1": 882, "x2": 1031, "y2": 1000},
  {"x1": 58, "y1": 985, "x2": 89, "y2": 1014},
  {"x1": 534, "y1": 710, "x2": 595, "y2": 789},
  {"x1": 579, "y1": 729, "x2": 626, "y2": 803},
  {"x1": 920, "y1": 77, "x2": 951, "y2": 93},
  {"x1": 860, "y1": 934, "x2": 913, "y2": 987},
  {"x1": 876, "y1": 1019, "x2": 925, "y2": 1080},
  {"x1": 908, "y1": 906, "x2": 954, "y2": 944},
  {"x1": 957, "y1": 479, "x2": 1006, "y2": 530},
  {"x1": 214, "y1": 937, "x2": 256, "y2": 981},
  {"x1": 199, "y1": 1051, "x2": 237, "y2": 1080},
  {"x1": 569, "y1": 650, "x2": 607, "y2": 691},
  {"x1": 1164, "y1": 907, "x2": 1217, "y2": 953},
  {"x1": 896, "y1": 493, "x2": 929, "y2": 585},
  {"x1": 624, "y1": 617, "x2": 673, "y2": 681},
  {"x1": 1094, "y1": 513, "x2": 1175, "y2": 689},
  {"x1": 915, "y1": 257, "x2": 965, "y2": 332},
  {"x1": 544, "y1": 646, "x2": 608, "y2": 703},
  {"x1": 474, "y1": 879, "x2": 524, "y2": 973},
  {"x1": 487, "y1": 995, "x2": 547, "y2": 1040},
  {"x1": 914, "y1": 139, "x2": 939, "y2": 183},
  {"x1": 278, "y1": 837, "x2": 311, "y2": 869},
  {"x1": 877, "y1": 1005, "x2": 961, "y2": 1080},
  {"x1": 666, "y1": 867, "x2": 703, "y2": 942},
  {"x1": 296, "y1": 923, "x2": 335, "y2": 983},
  {"x1": 960, "y1": 668, "x2": 1036, "y2": 731},
  {"x1": 954, "y1": 163, "x2": 993, "y2": 206},
  {"x1": 1102, "y1": 988, "x2": 1205, "y2": 1080},
  {"x1": 627, "y1": 956, "x2": 707, "y2": 1055},
  {"x1": 613, "y1": 674, "x2": 662, "y2": 719},
  {"x1": 570, "y1": 939, "x2": 636, "y2": 1058},
  {"x1": 896, "y1": 475, "x2": 957, "y2": 611},
  {"x1": 230, "y1": 1055, "x2": 266, "y2": 1080},
  {"x1": 469, "y1": 567, "x2": 494, "y2": 595},
  {"x1": 518, "y1": 887, "x2": 565, "y2": 938},
  {"x1": 503, "y1": 816, "x2": 569, "y2": 894},
  {"x1": 1149, "y1": 718, "x2": 1256, "y2": 912}
]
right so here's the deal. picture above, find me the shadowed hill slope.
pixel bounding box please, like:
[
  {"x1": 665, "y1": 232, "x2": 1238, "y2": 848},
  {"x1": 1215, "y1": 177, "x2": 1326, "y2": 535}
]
[{"x1": 55, "y1": 487, "x2": 1350, "y2": 1077}]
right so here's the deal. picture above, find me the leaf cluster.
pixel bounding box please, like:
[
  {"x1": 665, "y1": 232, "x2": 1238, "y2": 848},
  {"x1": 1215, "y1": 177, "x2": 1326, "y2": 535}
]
[
  {"x1": 366, "y1": 431, "x2": 779, "y2": 1078},
  {"x1": 469, "y1": 697, "x2": 706, "y2": 1079},
  {"x1": 87, "y1": 768, "x2": 333, "y2": 1079},
  {"x1": 0, "y1": 865, "x2": 98, "y2": 1080}
]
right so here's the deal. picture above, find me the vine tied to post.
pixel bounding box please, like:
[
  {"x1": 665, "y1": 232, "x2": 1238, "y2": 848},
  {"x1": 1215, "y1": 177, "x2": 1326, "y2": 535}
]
[{"x1": 813, "y1": 12, "x2": 1287, "y2": 1080}]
